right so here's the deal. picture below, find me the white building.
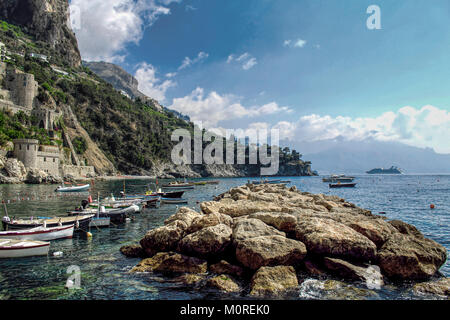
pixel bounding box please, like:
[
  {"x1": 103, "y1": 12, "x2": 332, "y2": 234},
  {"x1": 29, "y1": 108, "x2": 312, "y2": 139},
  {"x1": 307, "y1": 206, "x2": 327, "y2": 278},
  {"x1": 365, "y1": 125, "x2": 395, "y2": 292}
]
[{"x1": 28, "y1": 53, "x2": 48, "y2": 62}]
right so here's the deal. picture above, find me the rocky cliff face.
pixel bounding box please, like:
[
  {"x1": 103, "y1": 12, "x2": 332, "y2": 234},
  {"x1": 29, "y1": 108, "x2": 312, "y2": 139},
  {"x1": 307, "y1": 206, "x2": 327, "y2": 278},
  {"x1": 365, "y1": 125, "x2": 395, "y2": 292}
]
[{"x1": 0, "y1": 0, "x2": 81, "y2": 68}]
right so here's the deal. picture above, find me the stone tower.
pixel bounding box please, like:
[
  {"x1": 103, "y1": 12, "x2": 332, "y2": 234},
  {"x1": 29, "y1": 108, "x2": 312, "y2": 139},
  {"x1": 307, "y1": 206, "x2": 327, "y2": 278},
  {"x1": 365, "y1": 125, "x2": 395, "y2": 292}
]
[
  {"x1": 13, "y1": 139, "x2": 39, "y2": 168},
  {"x1": 6, "y1": 69, "x2": 38, "y2": 110}
]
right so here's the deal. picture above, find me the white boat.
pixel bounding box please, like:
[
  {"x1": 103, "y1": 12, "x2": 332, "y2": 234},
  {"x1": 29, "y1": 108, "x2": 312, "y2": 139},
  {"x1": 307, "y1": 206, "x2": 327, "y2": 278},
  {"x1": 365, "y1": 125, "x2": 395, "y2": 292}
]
[
  {"x1": 55, "y1": 184, "x2": 90, "y2": 193},
  {"x1": 89, "y1": 217, "x2": 110, "y2": 228},
  {"x1": 0, "y1": 225, "x2": 74, "y2": 241},
  {"x1": 0, "y1": 239, "x2": 50, "y2": 258}
]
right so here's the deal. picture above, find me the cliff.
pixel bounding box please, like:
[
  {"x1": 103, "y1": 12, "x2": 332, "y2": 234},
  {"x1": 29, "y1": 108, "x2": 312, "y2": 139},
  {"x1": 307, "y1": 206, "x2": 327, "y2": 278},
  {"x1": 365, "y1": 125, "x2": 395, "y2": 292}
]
[{"x1": 0, "y1": 0, "x2": 81, "y2": 68}]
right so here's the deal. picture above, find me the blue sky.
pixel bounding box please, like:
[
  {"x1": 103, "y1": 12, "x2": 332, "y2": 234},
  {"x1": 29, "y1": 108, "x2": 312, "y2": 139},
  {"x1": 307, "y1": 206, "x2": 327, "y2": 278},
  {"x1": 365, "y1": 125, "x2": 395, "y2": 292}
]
[{"x1": 71, "y1": 0, "x2": 450, "y2": 154}]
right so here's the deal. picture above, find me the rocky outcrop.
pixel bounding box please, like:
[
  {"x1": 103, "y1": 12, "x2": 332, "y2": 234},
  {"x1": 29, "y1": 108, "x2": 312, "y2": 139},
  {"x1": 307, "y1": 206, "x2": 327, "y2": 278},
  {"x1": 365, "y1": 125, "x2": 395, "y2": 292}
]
[
  {"x1": 120, "y1": 244, "x2": 145, "y2": 258},
  {"x1": 249, "y1": 266, "x2": 299, "y2": 297},
  {"x1": 0, "y1": 0, "x2": 82, "y2": 68},
  {"x1": 413, "y1": 278, "x2": 450, "y2": 297},
  {"x1": 4, "y1": 158, "x2": 27, "y2": 179},
  {"x1": 128, "y1": 183, "x2": 448, "y2": 298}
]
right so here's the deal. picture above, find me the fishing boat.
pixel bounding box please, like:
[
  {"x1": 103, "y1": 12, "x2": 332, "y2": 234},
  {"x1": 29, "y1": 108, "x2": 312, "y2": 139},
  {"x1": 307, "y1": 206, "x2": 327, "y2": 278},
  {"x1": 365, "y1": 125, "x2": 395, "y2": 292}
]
[
  {"x1": 55, "y1": 184, "x2": 90, "y2": 193},
  {"x1": 89, "y1": 217, "x2": 110, "y2": 228},
  {"x1": 161, "y1": 198, "x2": 188, "y2": 204},
  {"x1": 205, "y1": 181, "x2": 220, "y2": 185},
  {"x1": 2, "y1": 215, "x2": 94, "y2": 232},
  {"x1": 0, "y1": 239, "x2": 50, "y2": 258},
  {"x1": 68, "y1": 206, "x2": 134, "y2": 224},
  {"x1": 143, "y1": 197, "x2": 160, "y2": 208},
  {"x1": 250, "y1": 179, "x2": 283, "y2": 185},
  {"x1": 322, "y1": 175, "x2": 355, "y2": 183},
  {"x1": 161, "y1": 181, "x2": 194, "y2": 189},
  {"x1": 0, "y1": 225, "x2": 74, "y2": 241},
  {"x1": 329, "y1": 183, "x2": 357, "y2": 188}
]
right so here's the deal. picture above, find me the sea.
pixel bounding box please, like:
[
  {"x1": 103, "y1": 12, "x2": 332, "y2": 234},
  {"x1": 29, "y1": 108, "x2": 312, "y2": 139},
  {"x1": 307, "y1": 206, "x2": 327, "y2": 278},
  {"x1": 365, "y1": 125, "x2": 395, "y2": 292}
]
[{"x1": 0, "y1": 175, "x2": 448, "y2": 300}]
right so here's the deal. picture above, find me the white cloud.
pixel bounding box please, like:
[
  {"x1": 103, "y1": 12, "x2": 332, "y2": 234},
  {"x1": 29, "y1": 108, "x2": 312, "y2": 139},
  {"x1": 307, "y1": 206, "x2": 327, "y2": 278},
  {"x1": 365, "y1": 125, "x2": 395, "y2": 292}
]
[
  {"x1": 227, "y1": 52, "x2": 257, "y2": 70},
  {"x1": 284, "y1": 38, "x2": 307, "y2": 48},
  {"x1": 165, "y1": 72, "x2": 177, "y2": 78},
  {"x1": 178, "y1": 51, "x2": 209, "y2": 70},
  {"x1": 135, "y1": 62, "x2": 176, "y2": 102},
  {"x1": 269, "y1": 105, "x2": 450, "y2": 154},
  {"x1": 168, "y1": 87, "x2": 292, "y2": 127},
  {"x1": 70, "y1": 0, "x2": 182, "y2": 62}
]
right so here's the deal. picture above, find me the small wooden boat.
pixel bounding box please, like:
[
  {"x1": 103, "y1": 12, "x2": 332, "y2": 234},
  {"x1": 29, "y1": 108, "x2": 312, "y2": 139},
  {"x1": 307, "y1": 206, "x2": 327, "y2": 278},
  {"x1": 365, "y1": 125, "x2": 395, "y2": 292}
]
[
  {"x1": 55, "y1": 184, "x2": 90, "y2": 193},
  {"x1": 162, "y1": 182, "x2": 194, "y2": 189},
  {"x1": 205, "y1": 180, "x2": 220, "y2": 185},
  {"x1": 0, "y1": 239, "x2": 50, "y2": 258},
  {"x1": 2, "y1": 215, "x2": 94, "y2": 232},
  {"x1": 69, "y1": 206, "x2": 134, "y2": 224},
  {"x1": 89, "y1": 217, "x2": 110, "y2": 228},
  {"x1": 323, "y1": 175, "x2": 355, "y2": 183},
  {"x1": 191, "y1": 181, "x2": 207, "y2": 186},
  {"x1": 0, "y1": 225, "x2": 74, "y2": 241},
  {"x1": 161, "y1": 198, "x2": 188, "y2": 204},
  {"x1": 329, "y1": 183, "x2": 357, "y2": 188}
]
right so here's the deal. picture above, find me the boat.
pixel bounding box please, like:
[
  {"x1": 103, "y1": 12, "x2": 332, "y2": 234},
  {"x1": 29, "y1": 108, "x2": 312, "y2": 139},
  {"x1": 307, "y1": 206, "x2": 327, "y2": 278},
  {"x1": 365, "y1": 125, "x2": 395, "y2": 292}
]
[
  {"x1": 250, "y1": 179, "x2": 284, "y2": 185},
  {"x1": 161, "y1": 181, "x2": 194, "y2": 189},
  {"x1": 55, "y1": 184, "x2": 90, "y2": 193},
  {"x1": 2, "y1": 215, "x2": 94, "y2": 232},
  {"x1": 89, "y1": 217, "x2": 110, "y2": 228},
  {"x1": 143, "y1": 197, "x2": 160, "y2": 208},
  {"x1": 68, "y1": 206, "x2": 134, "y2": 224},
  {"x1": 0, "y1": 225, "x2": 74, "y2": 241},
  {"x1": 161, "y1": 198, "x2": 188, "y2": 204},
  {"x1": 366, "y1": 166, "x2": 403, "y2": 174},
  {"x1": 0, "y1": 239, "x2": 50, "y2": 258},
  {"x1": 322, "y1": 175, "x2": 355, "y2": 183},
  {"x1": 205, "y1": 181, "x2": 220, "y2": 185},
  {"x1": 329, "y1": 183, "x2": 357, "y2": 188}
]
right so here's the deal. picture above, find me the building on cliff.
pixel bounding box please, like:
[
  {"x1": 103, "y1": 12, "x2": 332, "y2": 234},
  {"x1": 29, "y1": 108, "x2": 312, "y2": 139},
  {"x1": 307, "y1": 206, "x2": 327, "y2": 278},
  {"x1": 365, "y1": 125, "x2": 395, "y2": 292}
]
[{"x1": 13, "y1": 139, "x2": 60, "y2": 176}]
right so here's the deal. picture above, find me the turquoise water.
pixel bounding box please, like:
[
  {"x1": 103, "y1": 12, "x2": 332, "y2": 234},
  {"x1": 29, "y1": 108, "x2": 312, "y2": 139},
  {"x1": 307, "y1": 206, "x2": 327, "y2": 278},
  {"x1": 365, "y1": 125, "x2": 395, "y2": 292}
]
[{"x1": 0, "y1": 175, "x2": 448, "y2": 300}]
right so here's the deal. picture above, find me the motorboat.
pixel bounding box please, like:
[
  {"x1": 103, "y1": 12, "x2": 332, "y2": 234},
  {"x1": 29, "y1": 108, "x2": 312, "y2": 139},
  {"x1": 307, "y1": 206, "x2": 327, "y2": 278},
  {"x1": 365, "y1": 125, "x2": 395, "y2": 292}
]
[{"x1": 55, "y1": 184, "x2": 90, "y2": 192}]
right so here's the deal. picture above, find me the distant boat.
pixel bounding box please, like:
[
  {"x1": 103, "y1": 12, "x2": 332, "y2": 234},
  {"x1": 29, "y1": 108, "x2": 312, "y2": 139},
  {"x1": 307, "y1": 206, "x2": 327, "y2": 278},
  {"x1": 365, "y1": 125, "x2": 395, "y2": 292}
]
[
  {"x1": 0, "y1": 239, "x2": 50, "y2": 258},
  {"x1": 161, "y1": 198, "x2": 188, "y2": 204},
  {"x1": 0, "y1": 225, "x2": 74, "y2": 241},
  {"x1": 366, "y1": 166, "x2": 403, "y2": 174},
  {"x1": 55, "y1": 184, "x2": 90, "y2": 192},
  {"x1": 161, "y1": 182, "x2": 194, "y2": 189},
  {"x1": 323, "y1": 175, "x2": 355, "y2": 183},
  {"x1": 251, "y1": 179, "x2": 283, "y2": 185},
  {"x1": 329, "y1": 183, "x2": 357, "y2": 188}
]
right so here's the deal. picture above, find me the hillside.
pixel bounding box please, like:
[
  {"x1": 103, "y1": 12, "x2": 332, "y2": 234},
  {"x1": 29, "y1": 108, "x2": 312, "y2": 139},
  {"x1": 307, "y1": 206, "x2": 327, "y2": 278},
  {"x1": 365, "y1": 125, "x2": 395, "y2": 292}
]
[{"x1": 0, "y1": 0, "x2": 316, "y2": 178}]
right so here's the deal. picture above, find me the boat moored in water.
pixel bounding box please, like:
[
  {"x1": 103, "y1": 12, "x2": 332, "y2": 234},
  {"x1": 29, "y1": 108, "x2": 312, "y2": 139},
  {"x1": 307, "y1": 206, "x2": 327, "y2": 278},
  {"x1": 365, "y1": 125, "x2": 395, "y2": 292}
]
[
  {"x1": 0, "y1": 225, "x2": 74, "y2": 241},
  {"x1": 2, "y1": 215, "x2": 94, "y2": 232},
  {"x1": 329, "y1": 183, "x2": 357, "y2": 188},
  {"x1": 161, "y1": 198, "x2": 188, "y2": 204},
  {"x1": 322, "y1": 175, "x2": 355, "y2": 183},
  {"x1": 0, "y1": 239, "x2": 50, "y2": 258},
  {"x1": 55, "y1": 184, "x2": 90, "y2": 193}
]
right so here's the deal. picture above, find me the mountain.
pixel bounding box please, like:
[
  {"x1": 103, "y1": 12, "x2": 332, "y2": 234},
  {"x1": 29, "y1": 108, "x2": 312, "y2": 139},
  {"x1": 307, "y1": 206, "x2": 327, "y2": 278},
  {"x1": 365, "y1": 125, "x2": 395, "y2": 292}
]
[
  {"x1": 0, "y1": 0, "x2": 81, "y2": 68},
  {"x1": 84, "y1": 61, "x2": 190, "y2": 121},
  {"x1": 298, "y1": 139, "x2": 450, "y2": 174}
]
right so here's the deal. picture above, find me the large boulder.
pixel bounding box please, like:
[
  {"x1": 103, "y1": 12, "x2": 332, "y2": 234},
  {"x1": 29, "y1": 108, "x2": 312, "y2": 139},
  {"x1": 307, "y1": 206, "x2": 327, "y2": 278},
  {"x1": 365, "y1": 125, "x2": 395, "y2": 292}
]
[
  {"x1": 347, "y1": 218, "x2": 397, "y2": 248},
  {"x1": 323, "y1": 257, "x2": 384, "y2": 286},
  {"x1": 140, "y1": 220, "x2": 187, "y2": 256},
  {"x1": 232, "y1": 218, "x2": 285, "y2": 245},
  {"x1": 120, "y1": 244, "x2": 145, "y2": 258},
  {"x1": 294, "y1": 216, "x2": 377, "y2": 262},
  {"x1": 164, "y1": 207, "x2": 203, "y2": 229},
  {"x1": 413, "y1": 278, "x2": 450, "y2": 297},
  {"x1": 25, "y1": 168, "x2": 47, "y2": 184},
  {"x1": 177, "y1": 224, "x2": 232, "y2": 259},
  {"x1": 207, "y1": 275, "x2": 241, "y2": 293},
  {"x1": 249, "y1": 266, "x2": 299, "y2": 297},
  {"x1": 201, "y1": 199, "x2": 292, "y2": 218},
  {"x1": 130, "y1": 252, "x2": 207, "y2": 274},
  {"x1": 209, "y1": 260, "x2": 246, "y2": 278},
  {"x1": 187, "y1": 212, "x2": 233, "y2": 234},
  {"x1": 248, "y1": 212, "x2": 297, "y2": 233},
  {"x1": 4, "y1": 159, "x2": 26, "y2": 179},
  {"x1": 236, "y1": 235, "x2": 307, "y2": 270},
  {"x1": 377, "y1": 233, "x2": 447, "y2": 280}
]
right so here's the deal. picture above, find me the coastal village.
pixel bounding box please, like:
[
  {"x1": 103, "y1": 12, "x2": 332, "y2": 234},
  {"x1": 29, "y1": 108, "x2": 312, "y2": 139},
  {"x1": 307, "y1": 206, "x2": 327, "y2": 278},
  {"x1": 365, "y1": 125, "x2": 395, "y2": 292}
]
[{"x1": 0, "y1": 41, "x2": 95, "y2": 184}]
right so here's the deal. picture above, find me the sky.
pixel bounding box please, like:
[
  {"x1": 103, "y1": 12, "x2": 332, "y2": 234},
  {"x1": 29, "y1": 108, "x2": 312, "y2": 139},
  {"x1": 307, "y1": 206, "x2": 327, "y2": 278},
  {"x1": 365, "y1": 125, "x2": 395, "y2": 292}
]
[{"x1": 69, "y1": 0, "x2": 450, "y2": 154}]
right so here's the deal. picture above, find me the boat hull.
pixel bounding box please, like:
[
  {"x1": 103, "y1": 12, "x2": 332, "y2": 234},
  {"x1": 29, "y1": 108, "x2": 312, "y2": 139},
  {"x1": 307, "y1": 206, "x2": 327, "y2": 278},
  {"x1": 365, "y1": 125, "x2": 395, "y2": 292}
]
[
  {"x1": 2, "y1": 215, "x2": 93, "y2": 233},
  {"x1": 329, "y1": 183, "x2": 357, "y2": 188},
  {"x1": 161, "y1": 198, "x2": 188, "y2": 204},
  {"x1": 0, "y1": 225, "x2": 74, "y2": 241},
  {"x1": 89, "y1": 217, "x2": 111, "y2": 228},
  {"x1": 0, "y1": 240, "x2": 50, "y2": 258},
  {"x1": 55, "y1": 184, "x2": 90, "y2": 192}
]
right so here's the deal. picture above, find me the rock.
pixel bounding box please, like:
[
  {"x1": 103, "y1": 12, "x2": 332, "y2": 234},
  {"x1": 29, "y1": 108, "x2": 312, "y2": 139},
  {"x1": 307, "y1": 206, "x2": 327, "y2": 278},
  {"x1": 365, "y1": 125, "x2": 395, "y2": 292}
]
[
  {"x1": 131, "y1": 252, "x2": 207, "y2": 274},
  {"x1": 172, "y1": 273, "x2": 205, "y2": 286},
  {"x1": 377, "y1": 233, "x2": 447, "y2": 280},
  {"x1": 209, "y1": 260, "x2": 246, "y2": 278},
  {"x1": 140, "y1": 220, "x2": 187, "y2": 256},
  {"x1": 323, "y1": 257, "x2": 384, "y2": 286},
  {"x1": 4, "y1": 158, "x2": 26, "y2": 179},
  {"x1": 389, "y1": 220, "x2": 424, "y2": 239},
  {"x1": 177, "y1": 224, "x2": 232, "y2": 259},
  {"x1": 120, "y1": 244, "x2": 145, "y2": 258},
  {"x1": 236, "y1": 235, "x2": 307, "y2": 270},
  {"x1": 232, "y1": 218, "x2": 285, "y2": 245},
  {"x1": 207, "y1": 275, "x2": 241, "y2": 293},
  {"x1": 201, "y1": 199, "x2": 292, "y2": 218},
  {"x1": 0, "y1": 173, "x2": 21, "y2": 184},
  {"x1": 250, "y1": 266, "x2": 299, "y2": 297},
  {"x1": 164, "y1": 207, "x2": 203, "y2": 229},
  {"x1": 248, "y1": 212, "x2": 297, "y2": 233},
  {"x1": 294, "y1": 216, "x2": 377, "y2": 262},
  {"x1": 299, "y1": 279, "x2": 379, "y2": 300},
  {"x1": 25, "y1": 168, "x2": 47, "y2": 184},
  {"x1": 187, "y1": 212, "x2": 233, "y2": 234},
  {"x1": 413, "y1": 278, "x2": 450, "y2": 297},
  {"x1": 44, "y1": 174, "x2": 63, "y2": 184},
  {"x1": 303, "y1": 260, "x2": 326, "y2": 276},
  {"x1": 347, "y1": 218, "x2": 397, "y2": 248}
]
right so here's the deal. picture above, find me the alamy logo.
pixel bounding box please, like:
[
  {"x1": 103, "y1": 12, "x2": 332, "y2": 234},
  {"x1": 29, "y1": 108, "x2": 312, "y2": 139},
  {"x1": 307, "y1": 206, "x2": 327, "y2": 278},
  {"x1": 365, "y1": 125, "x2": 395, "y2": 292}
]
[
  {"x1": 66, "y1": 265, "x2": 81, "y2": 290},
  {"x1": 367, "y1": 5, "x2": 382, "y2": 30},
  {"x1": 171, "y1": 124, "x2": 280, "y2": 176}
]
